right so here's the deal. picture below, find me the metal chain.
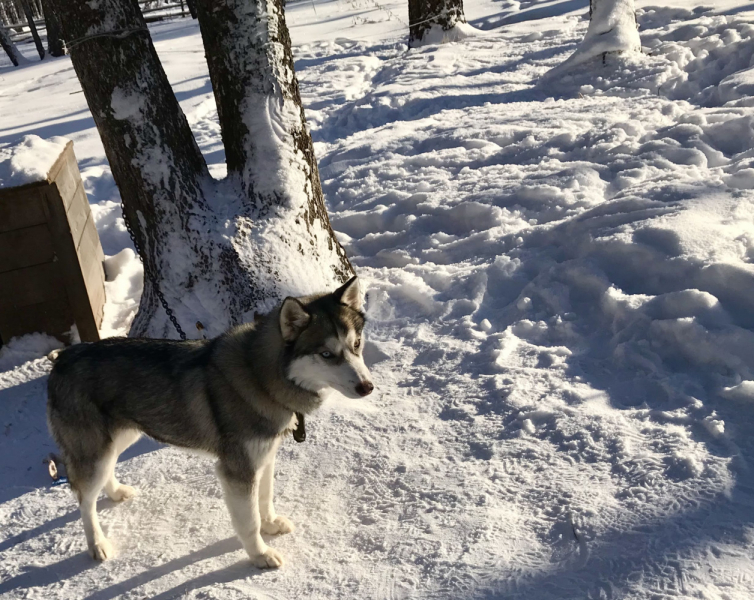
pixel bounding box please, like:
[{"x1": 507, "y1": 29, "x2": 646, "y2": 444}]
[
  {"x1": 120, "y1": 201, "x2": 187, "y2": 340},
  {"x1": 63, "y1": 28, "x2": 149, "y2": 52}
]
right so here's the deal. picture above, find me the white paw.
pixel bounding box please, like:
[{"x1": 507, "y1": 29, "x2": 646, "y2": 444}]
[
  {"x1": 108, "y1": 484, "x2": 137, "y2": 502},
  {"x1": 261, "y1": 515, "x2": 294, "y2": 535},
  {"x1": 90, "y1": 538, "x2": 115, "y2": 561},
  {"x1": 251, "y1": 546, "x2": 284, "y2": 569}
]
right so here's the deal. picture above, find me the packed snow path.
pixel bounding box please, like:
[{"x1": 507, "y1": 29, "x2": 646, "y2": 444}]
[{"x1": 2, "y1": 2, "x2": 754, "y2": 599}]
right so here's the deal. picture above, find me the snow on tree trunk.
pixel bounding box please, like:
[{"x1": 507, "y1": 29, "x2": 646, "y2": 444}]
[
  {"x1": 0, "y1": 23, "x2": 24, "y2": 66},
  {"x1": 49, "y1": 0, "x2": 352, "y2": 339},
  {"x1": 408, "y1": 0, "x2": 472, "y2": 46},
  {"x1": 20, "y1": 0, "x2": 44, "y2": 60},
  {"x1": 408, "y1": 0, "x2": 466, "y2": 46},
  {"x1": 41, "y1": 0, "x2": 64, "y2": 57},
  {"x1": 545, "y1": 0, "x2": 640, "y2": 78},
  {"x1": 192, "y1": 0, "x2": 353, "y2": 305}
]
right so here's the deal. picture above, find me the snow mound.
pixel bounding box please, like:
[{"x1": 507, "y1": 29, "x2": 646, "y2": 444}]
[
  {"x1": 0, "y1": 135, "x2": 70, "y2": 188},
  {"x1": 0, "y1": 334, "x2": 62, "y2": 373},
  {"x1": 413, "y1": 22, "x2": 483, "y2": 46}
]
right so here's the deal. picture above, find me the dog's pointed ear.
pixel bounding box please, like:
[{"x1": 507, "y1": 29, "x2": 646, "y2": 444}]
[
  {"x1": 280, "y1": 298, "x2": 311, "y2": 342},
  {"x1": 333, "y1": 276, "x2": 362, "y2": 311}
]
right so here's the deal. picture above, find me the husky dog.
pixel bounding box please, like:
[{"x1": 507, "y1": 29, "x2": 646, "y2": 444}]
[{"x1": 47, "y1": 277, "x2": 373, "y2": 568}]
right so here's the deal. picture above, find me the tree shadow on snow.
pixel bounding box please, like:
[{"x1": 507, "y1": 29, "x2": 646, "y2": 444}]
[
  {"x1": 466, "y1": 374, "x2": 754, "y2": 598},
  {"x1": 470, "y1": 0, "x2": 588, "y2": 31},
  {"x1": 474, "y1": 481, "x2": 754, "y2": 598},
  {"x1": 317, "y1": 88, "x2": 548, "y2": 143},
  {"x1": 0, "y1": 116, "x2": 96, "y2": 146}
]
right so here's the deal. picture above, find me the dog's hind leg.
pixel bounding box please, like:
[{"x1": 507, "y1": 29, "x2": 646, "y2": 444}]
[
  {"x1": 103, "y1": 429, "x2": 141, "y2": 502},
  {"x1": 217, "y1": 457, "x2": 284, "y2": 569},
  {"x1": 70, "y1": 448, "x2": 119, "y2": 561}
]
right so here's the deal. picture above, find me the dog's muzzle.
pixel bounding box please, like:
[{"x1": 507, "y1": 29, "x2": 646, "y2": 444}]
[{"x1": 356, "y1": 381, "x2": 374, "y2": 397}]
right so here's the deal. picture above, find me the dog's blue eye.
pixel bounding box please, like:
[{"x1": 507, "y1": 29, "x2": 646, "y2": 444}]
[{"x1": 321, "y1": 351, "x2": 333, "y2": 359}]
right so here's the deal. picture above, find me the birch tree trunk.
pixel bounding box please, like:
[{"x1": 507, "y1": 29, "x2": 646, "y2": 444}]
[
  {"x1": 0, "y1": 23, "x2": 22, "y2": 66},
  {"x1": 408, "y1": 0, "x2": 466, "y2": 45},
  {"x1": 49, "y1": 0, "x2": 352, "y2": 339}
]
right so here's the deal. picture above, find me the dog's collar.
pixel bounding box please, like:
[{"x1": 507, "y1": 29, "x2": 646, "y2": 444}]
[{"x1": 293, "y1": 412, "x2": 306, "y2": 442}]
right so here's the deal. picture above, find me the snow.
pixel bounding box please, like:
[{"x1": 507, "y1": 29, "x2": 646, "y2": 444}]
[
  {"x1": 413, "y1": 21, "x2": 483, "y2": 45},
  {"x1": 0, "y1": 135, "x2": 69, "y2": 188},
  {"x1": 3, "y1": 0, "x2": 754, "y2": 598},
  {"x1": 0, "y1": 334, "x2": 62, "y2": 373},
  {"x1": 544, "y1": 0, "x2": 641, "y2": 78}
]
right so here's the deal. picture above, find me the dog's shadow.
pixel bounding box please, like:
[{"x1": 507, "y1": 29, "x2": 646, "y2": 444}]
[
  {"x1": 85, "y1": 537, "x2": 250, "y2": 600},
  {"x1": 0, "y1": 534, "x2": 257, "y2": 599}
]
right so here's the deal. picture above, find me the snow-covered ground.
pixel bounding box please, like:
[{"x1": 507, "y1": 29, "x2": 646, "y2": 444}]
[{"x1": 3, "y1": 0, "x2": 754, "y2": 597}]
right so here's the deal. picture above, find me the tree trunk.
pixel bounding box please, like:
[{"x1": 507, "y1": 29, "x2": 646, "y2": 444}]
[
  {"x1": 40, "y1": 0, "x2": 64, "y2": 57},
  {"x1": 49, "y1": 0, "x2": 352, "y2": 339},
  {"x1": 191, "y1": 0, "x2": 353, "y2": 308},
  {"x1": 20, "y1": 0, "x2": 44, "y2": 59},
  {"x1": 185, "y1": 0, "x2": 197, "y2": 19},
  {"x1": 544, "y1": 0, "x2": 639, "y2": 78},
  {"x1": 0, "y1": 23, "x2": 22, "y2": 66},
  {"x1": 408, "y1": 0, "x2": 465, "y2": 45}
]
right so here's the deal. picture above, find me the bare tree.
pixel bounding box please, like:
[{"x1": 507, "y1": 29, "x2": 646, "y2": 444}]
[
  {"x1": 20, "y1": 0, "x2": 44, "y2": 59},
  {"x1": 408, "y1": 0, "x2": 466, "y2": 45},
  {"x1": 41, "y1": 0, "x2": 64, "y2": 57},
  {"x1": 49, "y1": 0, "x2": 352, "y2": 339},
  {"x1": 0, "y1": 23, "x2": 23, "y2": 66}
]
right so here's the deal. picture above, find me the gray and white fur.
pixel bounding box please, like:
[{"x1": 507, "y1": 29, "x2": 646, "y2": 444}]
[{"x1": 47, "y1": 276, "x2": 373, "y2": 568}]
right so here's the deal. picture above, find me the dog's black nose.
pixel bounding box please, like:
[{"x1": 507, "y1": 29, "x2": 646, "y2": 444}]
[{"x1": 356, "y1": 381, "x2": 374, "y2": 397}]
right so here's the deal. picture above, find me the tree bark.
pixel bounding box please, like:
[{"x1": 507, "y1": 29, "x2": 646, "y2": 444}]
[
  {"x1": 0, "y1": 23, "x2": 22, "y2": 66},
  {"x1": 185, "y1": 0, "x2": 197, "y2": 19},
  {"x1": 191, "y1": 0, "x2": 353, "y2": 305},
  {"x1": 408, "y1": 0, "x2": 465, "y2": 45},
  {"x1": 49, "y1": 0, "x2": 352, "y2": 338},
  {"x1": 40, "y1": 0, "x2": 64, "y2": 57},
  {"x1": 20, "y1": 0, "x2": 44, "y2": 59}
]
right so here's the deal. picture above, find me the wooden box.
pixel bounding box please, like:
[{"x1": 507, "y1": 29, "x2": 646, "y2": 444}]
[{"x1": 0, "y1": 141, "x2": 105, "y2": 345}]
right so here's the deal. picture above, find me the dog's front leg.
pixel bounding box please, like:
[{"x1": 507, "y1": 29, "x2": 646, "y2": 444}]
[
  {"x1": 259, "y1": 452, "x2": 294, "y2": 536},
  {"x1": 216, "y1": 460, "x2": 284, "y2": 569}
]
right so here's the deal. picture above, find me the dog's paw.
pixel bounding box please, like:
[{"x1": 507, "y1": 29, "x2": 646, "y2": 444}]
[
  {"x1": 89, "y1": 538, "x2": 115, "y2": 561},
  {"x1": 108, "y1": 484, "x2": 137, "y2": 502},
  {"x1": 251, "y1": 547, "x2": 284, "y2": 569},
  {"x1": 261, "y1": 515, "x2": 294, "y2": 535}
]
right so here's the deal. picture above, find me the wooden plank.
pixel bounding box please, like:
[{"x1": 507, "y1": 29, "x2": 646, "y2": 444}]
[
  {"x1": 0, "y1": 297, "x2": 76, "y2": 343},
  {"x1": 67, "y1": 183, "x2": 91, "y2": 249},
  {"x1": 77, "y1": 212, "x2": 106, "y2": 265},
  {"x1": 79, "y1": 218, "x2": 106, "y2": 333},
  {"x1": 46, "y1": 142, "x2": 80, "y2": 210},
  {"x1": 0, "y1": 262, "x2": 65, "y2": 308},
  {"x1": 0, "y1": 141, "x2": 105, "y2": 344},
  {"x1": 0, "y1": 224, "x2": 55, "y2": 274},
  {"x1": 0, "y1": 179, "x2": 46, "y2": 201},
  {"x1": 0, "y1": 188, "x2": 48, "y2": 233},
  {"x1": 85, "y1": 270, "x2": 106, "y2": 329},
  {"x1": 43, "y1": 185, "x2": 101, "y2": 342}
]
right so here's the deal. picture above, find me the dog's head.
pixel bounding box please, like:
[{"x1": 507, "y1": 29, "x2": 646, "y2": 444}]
[{"x1": 281, "y1": 276, "x2": 374, "y2": 399}]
